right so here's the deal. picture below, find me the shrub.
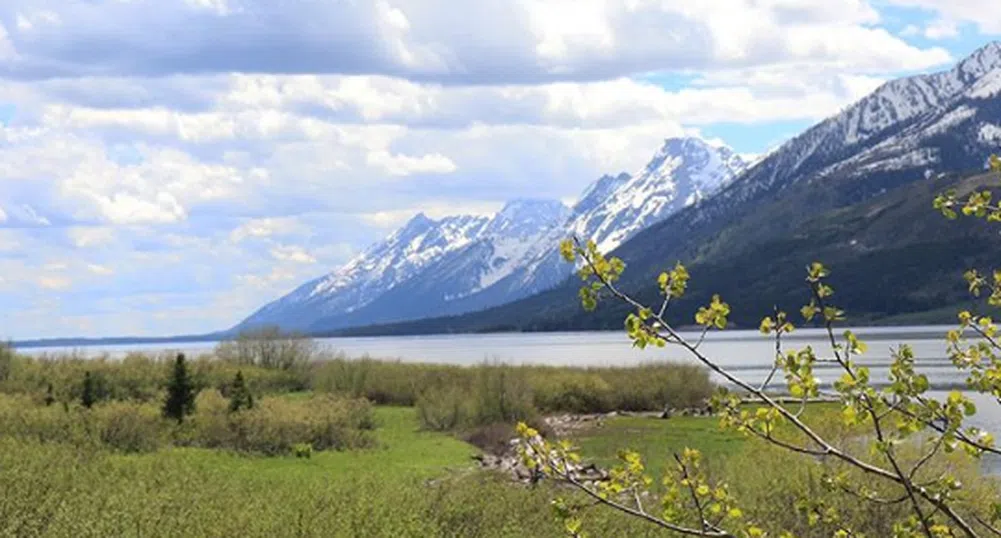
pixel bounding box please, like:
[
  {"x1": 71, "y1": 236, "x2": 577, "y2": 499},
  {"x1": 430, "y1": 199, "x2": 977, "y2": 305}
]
[
  {"x1": 215, "y1": 326, "x2": 316, "y2": 371},
  {"x1": 292, "y1": 442, "x2": 313, "y2": 459},
  {"x1": 190, "y1": 393, "x2": 375, "y2": 455},
  {"x1": 471, "y1": 363, "x2": 536, "y2": 426},
  {"x1": 416, "y1": 386, "x2": 469, "y2": 431},
  {"x1": 94, "y1": 401, "x2": 163, "y2": 453},
  {"x1": 531, "y1": 371, "x2": 614, "y2": 414}
]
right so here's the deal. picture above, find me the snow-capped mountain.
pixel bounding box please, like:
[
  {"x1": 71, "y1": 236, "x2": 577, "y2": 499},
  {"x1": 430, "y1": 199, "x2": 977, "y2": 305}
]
[
  {"x1": 571, "y1": 172, "x2": 631, "y2": 216},
  {"x1": 237, "y1": 135, "x2": 745, "y2": 333},
  {"x1": 569, "y1": 137, "x2": 748, "y2": 253},
  {"x1": 237, "y1": 212, "x2": 493, "y2": 331},
  {"x1": 303, "y1": 199, "x2": 572, "y2": 330},
  {"x1": 309, "y1": 136, "x2": 744, "y2": 330},
  {"x1": 240, "y1": 41, "x2": 1001, "y2": 336},
  {"x1": 236, "y1": 200, "x2": 570, "y2": 332},
  {"x1": 695, "y1": 41, "x2": 1001, "y2": 226}
]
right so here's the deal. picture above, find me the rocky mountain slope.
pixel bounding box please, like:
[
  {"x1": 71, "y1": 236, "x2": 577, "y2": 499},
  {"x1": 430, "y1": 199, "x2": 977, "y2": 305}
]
[
  {"x1": 328, "y1": 41, "x2": 1001, "y2": 335},
  {"x1": 237, "y1": 137, "x2": 746, "y2": 333}
]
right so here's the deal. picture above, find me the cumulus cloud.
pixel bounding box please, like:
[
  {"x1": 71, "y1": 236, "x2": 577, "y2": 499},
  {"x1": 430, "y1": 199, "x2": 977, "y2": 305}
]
[
  {"x1": 366, "y1": 150, "x2": 458, "y2": 176},
  {"x1": 883, "y1": 0, "x2": 1001, "y2": 34},
  {"x1": 67, "y1": 227, "x2": 116, "y2": 248},
  {"x1": 923, "y1": 18, "x2": 959, "y2": 40},
  {"x1": 0, "y1": 0, "x2": 985, "y2": 339},
  {"x1": 0, "y1": 0, "x2": 950, "y2": 83},
  {"x1": 86, "y1": 263, "x2": 114, "y2": 276},
  {"x1": 269, "y1": 244, "x2": 317, "y2": 264},
  {"x1": 229, "y1": 217, "x2": 306, "y2": 242}
]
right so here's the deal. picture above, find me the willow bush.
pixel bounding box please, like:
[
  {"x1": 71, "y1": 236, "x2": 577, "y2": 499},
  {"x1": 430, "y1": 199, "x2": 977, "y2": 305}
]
[{"x1": 517, "y1": 157, "x2": 1001, "y2": 537}]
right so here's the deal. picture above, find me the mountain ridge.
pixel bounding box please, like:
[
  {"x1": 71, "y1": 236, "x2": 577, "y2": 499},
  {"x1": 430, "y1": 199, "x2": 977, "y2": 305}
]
[
  {"x1": 315, "y1": 41, "x2": 1001, "y2": 336},
  {"x1": 238, "y1": 136, "x2": 746, "y2": 333}
]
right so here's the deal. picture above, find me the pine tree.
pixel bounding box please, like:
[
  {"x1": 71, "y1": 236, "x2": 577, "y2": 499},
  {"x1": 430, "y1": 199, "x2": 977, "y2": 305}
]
[
  {"x1": 81, "y1": 372, "x2": 96, "y2": 409},
  {"x1": 163, "y1": 353, "x2": 196, "y2": 423},
  {"x1": 44, "y1": 382, "x2": 55, "y2": 407},
  {"x1": 228, "y1": 370, "x2": 254, "y2": 412}
]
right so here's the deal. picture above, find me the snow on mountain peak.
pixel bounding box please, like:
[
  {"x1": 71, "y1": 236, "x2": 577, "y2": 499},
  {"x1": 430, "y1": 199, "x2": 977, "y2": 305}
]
[
  {"x1": 573, "y1": 172, "x2": 631, "y2": 215},
  {"x1": 956, "y1": 41, "x2": 1001, "y2": 81},
  {"x1": 968, "y1": 67, "x2": 1001, "y2": 99},
  {"x1": 569, "y1": 136, "x2": 747, "y2": 253},
  {"x1": 484, "y1": 198, "x2": 569, "y2": 238}
]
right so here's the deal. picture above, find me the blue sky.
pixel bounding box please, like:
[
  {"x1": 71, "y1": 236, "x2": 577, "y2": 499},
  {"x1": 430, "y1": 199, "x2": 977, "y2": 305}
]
[{"x1": 0, "y1": 0, "x2": 998, "y2": 339}]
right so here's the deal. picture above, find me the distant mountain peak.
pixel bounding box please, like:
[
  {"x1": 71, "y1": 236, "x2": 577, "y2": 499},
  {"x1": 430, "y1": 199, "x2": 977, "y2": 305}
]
[
  {"x1": 397, "y1": 211, "x2": 435, "y2": 234},
  {"x1": 569, "y1": 136, "x2": 746, "y2": 253},
  {"x1": 957, "y1": 41, "x2": 1001, "y2": 76},
  {"x1": 484, "y1": 198, "x2": 569, "y2": 239},
  {"x1": 573, "y1": 172, "x2": 631, "y2": 215}
]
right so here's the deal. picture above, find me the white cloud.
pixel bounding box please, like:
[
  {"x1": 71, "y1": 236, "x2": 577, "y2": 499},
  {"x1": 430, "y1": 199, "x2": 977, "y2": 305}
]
[
  {"x1": 6, "y1": 204, "x2": 51, "y2": 226},
  {"x1": 0, "y1": 0, "x2": 982, "y2": 339},
  {"x1": 87, "y1": 263, "x2": 114, "y2": 276},
  {"x1": 67, "y1": 227, "x2": 116, "y2": 248},
  {"x1": 360, "y1": 200, "x2": 504, "y2": 229},
  {"x1": 0, "y1": 0, "x2": 951, "y2": 82},
  {"x1": 184, "y1": 0, "x2": 235, "y2": 16},
  {"x1": 882, "y1": 0, "x2": 1001, "y2": 34},
  {"x1": 230, "y1": 217, "x2": 306, "y2": 242},
  {"x1": 236, "y1": 267, "x2": 299, "y2": 289},
  {"x1": 365, "y1": 150, "x2": 458, "y2": 176},
  {"x1": 269, "y1": 244, "x2": 317, "y2": 264},
  {"x1": 924, "y1": 18, "x2": 959, "y2": 40},
  {"x1": 37, "y1": 275, "x2": 70, "y2": 290}
]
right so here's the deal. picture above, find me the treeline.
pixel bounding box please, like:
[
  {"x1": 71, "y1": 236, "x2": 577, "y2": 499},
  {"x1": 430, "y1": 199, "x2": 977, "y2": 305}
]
[
  {"x1": 2, "y1": 349, "x2": 711, "y2": 419},
  {"x1": 0, "y1": 330, "x2": 712, "y2": 454},
  {"x1": 0, "y1": 391, "x2": 375, "y2": 455}
]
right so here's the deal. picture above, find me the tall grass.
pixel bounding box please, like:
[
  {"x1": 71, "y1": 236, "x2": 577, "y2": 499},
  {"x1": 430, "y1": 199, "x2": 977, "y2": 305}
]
[
  {"x1": 0, "y1": 392, "x2": 375, "y2": 455},
  {"x1": 3, "y1": 345, "x2": 712, "y2": 435},
  {"x1": 312, "y1": 357, "x2": 712, "y2": 429},
  {"x1": 0, "y1": 351, "x2": 309, "y2": 405}
]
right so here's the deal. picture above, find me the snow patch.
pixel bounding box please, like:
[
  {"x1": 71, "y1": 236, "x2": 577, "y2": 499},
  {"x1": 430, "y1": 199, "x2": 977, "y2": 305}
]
[
  {"x1": 969, "y1": 69, "x2": 1001, "y2": 99},
  {"x1": 979, "y1": 123, "x2": 1001, "y2": 144}
]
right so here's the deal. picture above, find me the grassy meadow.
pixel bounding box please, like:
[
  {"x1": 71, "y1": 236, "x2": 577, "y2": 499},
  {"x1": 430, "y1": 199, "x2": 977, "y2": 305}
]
[{"x1": 1, "y1": 339, "x2": 999, "y2": 537}]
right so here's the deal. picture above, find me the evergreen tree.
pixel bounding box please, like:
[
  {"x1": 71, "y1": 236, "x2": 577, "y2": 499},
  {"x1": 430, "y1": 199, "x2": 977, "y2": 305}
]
[
  {"x1": 162, "y1": 353, "x2": 196, "y2": 423},
  {"x1": 228, "y1": 370, "x2": 254, "y2": 412},
  {"x1": 81, "y1": 372, "x2": 96, "y2": 409},
  {"x1": 44, "y1": 382, "x2": 55, "y2": 407}
]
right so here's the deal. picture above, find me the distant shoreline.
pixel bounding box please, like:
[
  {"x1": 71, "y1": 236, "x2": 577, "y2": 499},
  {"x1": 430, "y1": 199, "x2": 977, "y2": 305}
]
[{"x1": 10, "y1": 323, "x2": 955, "y2": 350}]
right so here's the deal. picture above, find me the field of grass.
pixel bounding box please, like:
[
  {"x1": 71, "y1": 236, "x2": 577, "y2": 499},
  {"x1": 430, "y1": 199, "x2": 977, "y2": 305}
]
[
  {"x1": 573, "y1": 414, "x2": 746, "y2": 480},
  {"x1": 3, "y1": 338, "x2": 999, "y2": 537},
  {"x1": 0, "y1": 406, "x2": 676, "y2": 537}
]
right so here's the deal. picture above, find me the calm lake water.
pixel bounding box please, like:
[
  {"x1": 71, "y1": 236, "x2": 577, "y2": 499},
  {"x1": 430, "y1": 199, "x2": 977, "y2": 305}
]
[
  {"x1": 22, "y1": 325, "x2": 1001, "y2": 469},
  {"x1": 20, "y1": 325, "x2": 970, "y2": 387}
]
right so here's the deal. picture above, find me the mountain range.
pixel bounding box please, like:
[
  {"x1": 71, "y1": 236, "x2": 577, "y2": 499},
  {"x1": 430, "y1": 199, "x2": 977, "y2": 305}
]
[
  {"x1": 237, "y1": 41, "x2": 1001, "y2": 337},
  {"x1": 235, "y1": 137, "x2": 747, "y2": 333}
]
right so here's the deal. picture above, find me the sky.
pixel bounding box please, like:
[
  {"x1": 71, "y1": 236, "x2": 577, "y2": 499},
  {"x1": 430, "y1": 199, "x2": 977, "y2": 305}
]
[{"x1": 0, "y1": 0, "x2": 998, "y2": 340}]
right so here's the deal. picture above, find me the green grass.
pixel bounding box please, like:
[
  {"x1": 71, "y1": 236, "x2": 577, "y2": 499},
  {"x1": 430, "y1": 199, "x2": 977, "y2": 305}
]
[
  {"x1": 134, "y1": 406, "x2": 475, "y2": 483},
  {"x1": 0, "y1": 405, "x2": 671, "y2": 537},
  {"x1": 573, "y1": 414, "x2": 744, "y2": 481},
  {"x1": 571, "y1": 403, "x2": 844, "y2": 482},
  {"x1": 4, "y1": 402, "x2": 998, "y2": 537}
]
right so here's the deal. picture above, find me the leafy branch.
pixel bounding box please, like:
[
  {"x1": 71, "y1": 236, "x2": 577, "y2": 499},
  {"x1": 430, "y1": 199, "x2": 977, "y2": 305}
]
[{"x1": 517, "y1": 155, "x2": 1001, "y2": 537}]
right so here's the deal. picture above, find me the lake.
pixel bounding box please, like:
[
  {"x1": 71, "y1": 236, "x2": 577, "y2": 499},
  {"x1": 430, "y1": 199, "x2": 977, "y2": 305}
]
[
  {"x1": 20, "y1": 325, "x2": 968, "y2": 389},
  {"x1": 22, "y1": 324, "x2": 1001, "y2": 469}
]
